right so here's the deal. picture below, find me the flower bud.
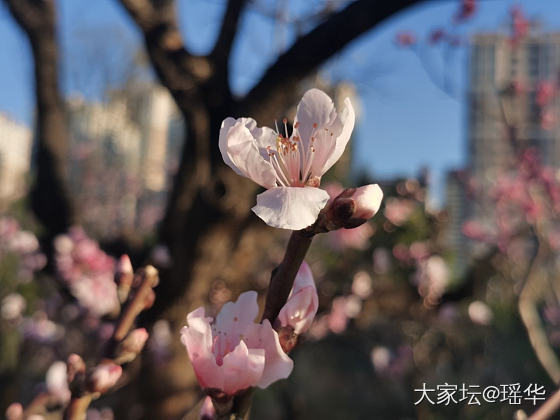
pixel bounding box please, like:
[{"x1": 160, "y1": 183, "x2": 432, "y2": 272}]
[
  {"x1": 5, "y1": 403, "x2": 23, "y2": 420},
  {"x1": 88, "y1": 363, "x2": 122, "y2": 394},
  {"x1": 115, "y1": 328, "x2": 149, "y2": 364},
  {"x1": 351, "y1": 184, "x2": 383, "y2": 220},
  {"x1": 116, "y1": 255, "x2": 134, "y2": 303},
  {"x1": 199, "y1": 396, "x2": 216, "y2": 420},
  {"x1": 277, "y1": 262, "x2": 318, "y2": 336}
]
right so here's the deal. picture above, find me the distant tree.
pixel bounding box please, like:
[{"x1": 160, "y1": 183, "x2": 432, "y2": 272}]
[{"x1": 2, "y1": 0, "x2": 424, "y2": 417}]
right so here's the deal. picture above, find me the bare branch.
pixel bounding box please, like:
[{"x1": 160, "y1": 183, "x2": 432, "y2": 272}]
[
  {"x1": 239, "y1": 0, "x2": 423, "y2": 120},
  {"x1": 211, "y1": 0, "x2": 248, "y2": 72},
  {"x1": 117, "y1": 0, "x2": 211, "y2": 112}
]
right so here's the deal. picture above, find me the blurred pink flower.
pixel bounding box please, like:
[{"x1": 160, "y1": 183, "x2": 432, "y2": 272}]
[
  {"x1": 181, "y1": 291, "x2": 293, "y2": 395},
  {"x1": 384, "y1": 198, "x2": 415, "y2": 226},
  {"x1": 54, "y1": 227, "x2": 119, "y2": 316},
  {"x1": 89, "y1": 363, "x2": 122, "y2": 393},
  {"x1": 536, "y1": 81, "x2": 556, "y2": 107},
  {"x1": 395, "y1": 31, "x2": 416, "y2": 46},
  {"x1": 46, "y1": 361, "x2": 71, "y2": 404},
  {"x1": 328, "y1": 297, "x2": 350, "y2": 334},
  {"x1": 455, "y1": 0, "x2": 476, "y2": 21},
  {"x1": 468, "y1": 301, "x2": 493, "y2": 326},
  {"x1": 5, "y1": 403, "x2": 23, "y2": 420},
  {"x1": 1, "y1": 293, "x2": 26, "y2": 321},
  {"x1": 199, "y1": 396, "x2": 216, "y2": 420},
  {"x1": 352, "y1": 271, "x2": 372, "y2": 299},
  {"x1": 429, "y1": 29, "x2": 445, "y2": 44},
  {"x1": 415, "y1": 255, "x2": 449, "y2": 307},
  {"x1": 510, "y1": 5, "x2": 530, "y2": 45},
  {"x1": 277, "y1": 262, "x2": 318, "y2": 334},
  {"x1": 541, "y1": 108, "x2": 556, "y2": 130},
  {"x1": 219, "y1": 89, "x2": 355, "y2": 230}
]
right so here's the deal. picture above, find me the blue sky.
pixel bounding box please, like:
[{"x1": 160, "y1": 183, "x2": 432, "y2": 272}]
[{"x1": 1, "y1": 0, "x2": 560, "y2": 205}]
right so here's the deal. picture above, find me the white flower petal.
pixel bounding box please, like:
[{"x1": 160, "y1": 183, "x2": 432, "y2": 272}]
[
  {"x1": 221, "y1": 340, "x2": 265, "y2": 395},
  {"x1": 243, "y1": 320, "x2": 293, "y2": 388},
  {"x1": 219, "y1": 118, "x2": 277, "y2": 188},
  {"x1": 252, "y1": 187, "x2": 329, "y2": 230},
  {"x1": 213, "y1": 291, "x2": 259, "y2": 360},
  {"x1": 296, "y1": 89, "x2": 337, "y2": 149},
  {"x1": 321, "y1": 98, "x2": 355, "y2": 175}
]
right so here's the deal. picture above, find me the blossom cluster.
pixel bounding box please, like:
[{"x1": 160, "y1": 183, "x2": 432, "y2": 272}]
[
  {"x1": 181, "y1": 262, "x2": 317, "y2": 396},
  {"x1": 54, "y1": 227, "x2": 119, "y2": 316}
]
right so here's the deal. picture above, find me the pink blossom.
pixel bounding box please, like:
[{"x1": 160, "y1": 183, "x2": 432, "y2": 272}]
[
  {"x1": 54, "y1": 228, "x2": 119, "y2": 316},
  {"x1": 455, "y1": 0, "x2": 476, "y2": 21},
  {"x1": 395, "y1": 31, "x2": 416, "y2": 47},
  {"x1": 468, "y1": 301, "x2": 493, "y2": 326},
  {"x1": 327, "y1": 297, "x2": 349, "y2": 334},
  {"x1": 351, "y1": 271, "x2": 372, "y2": 299},
  {"x1": 46, "y1": 361, "x2": 71, "y2": 404},
  {"x1": 277, "y1": 262, "x2": 318, "y2": 334},
  {"x1": 117, "y1": 328, "x2": 149, "y2": 363},
  {"x1": 199, "y1": 396, "x2": 216, "y2": 420},
  {"x1": 181, "y1": 291, "x2": 293, "y2": 395},
  {"x1": 536, "y1": 81, "x2": 555, "y2": 107},
  {"x1": 351, "y1": 184, "x2": 383, "y2": 220},
  {"x1": 5, "y1": 403, "x2": 23, "y2": 420},
  {"x1": 415, "y1": 255, "x2": 449, "y2": 307},
  {"x1": 324, "y1": 183, "x2": 376, "y2": 250},
  {"x1": 510, "y1": 5, "x2": 529, "y2": 45},
  {"x1": 219, "y1": 89, "x2": 355, "y2": 230},
  {"x1": 429, "y1": 29, "x2": 445, "y2": 44},
  {"x1": 1, "y1": 293, "x2": 26, "y2": 321},
  {"x1": 88, "y1": 363, "x2": 122, "y2": 393},
  {"x1": 541, "y1": 108, "x2": 556, "y2": 130},
  {"x1": 384, "y1": 198, "x2": 415, "y2": 226}
]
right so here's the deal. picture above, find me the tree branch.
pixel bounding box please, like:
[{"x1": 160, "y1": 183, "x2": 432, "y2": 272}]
[
  {"x1": 239, "y1": 0, "x2": 423, "y2": 120},
  {"x1": 211, "y1": 0, "x2": 248, "y2": 73},
  {"x1": 117, "y1": 0, "x2": 212, "y2": 112}
]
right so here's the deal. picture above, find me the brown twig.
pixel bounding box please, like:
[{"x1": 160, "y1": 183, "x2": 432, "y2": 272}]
[
  {"x1": 528, "y1": 388, "x2": 560, "y2": 420},
  {"x1": 63, "y1": 265, "x2": 159, "y2": 420}
]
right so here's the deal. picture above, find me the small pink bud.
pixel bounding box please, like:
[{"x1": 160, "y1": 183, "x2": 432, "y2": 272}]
[
  {"x1": 67, "y1": 353, "x2": 86, "y2": 383},
  {"x1": 199, "y1": 396, "x2": 216, "y2": 420},
  {"x1": 117, "y1": 255, "x2": 133, "y2": 275},
  {"x1": 351, "y1": 184, "x2": 383, "y2": 220},
  {"x1": 88, "y1": 363, "x2": 122, "y2": 394},
  {"x1": 5, "y1": 403, "x2": 23, "y2": 420},
  {"x1": 116, "y1": 328, "x2": 149, "y2": 363}
]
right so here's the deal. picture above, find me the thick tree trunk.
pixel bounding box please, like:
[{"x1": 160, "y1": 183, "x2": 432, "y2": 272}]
[{"x1": 3, "y1": 0, "x2": 74, "y2": 246}]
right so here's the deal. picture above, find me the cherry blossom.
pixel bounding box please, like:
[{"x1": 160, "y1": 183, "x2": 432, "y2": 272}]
[
  {"x1": 277, "y1": 262, "x2": 318, "y2": 334},
  {"x1": 219, "y1": 89, "x2": 355, "y2": 230},
  {"x1": 181, "y1": 291, "x2": 293, "y2": 395}
]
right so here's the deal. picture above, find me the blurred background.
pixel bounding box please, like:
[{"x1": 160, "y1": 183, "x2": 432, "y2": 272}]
[{"x1": 1, "y1": 0, "x2": 560, "y2": 419}]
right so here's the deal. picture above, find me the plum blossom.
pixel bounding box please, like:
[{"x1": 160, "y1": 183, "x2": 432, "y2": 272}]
[
  {"x1": 277, "y1": 262, "x2": 318, "y2": 334},
  {"x1": 199, "y1": 396, "x2": 216, "y2": 420},
  {"x1": 219, "y1": 89, "x2": 355, "y2": 230},
  {"x1": 324, "y1": 183, "x2": 374, "y2": 250},
  {"x1": 88, "y1": 363, "x2": 122, "y2": 393},
  {"x1": 181, "y1": 291, "x2": 293, "y2": 395},
  {"x1": 45, "y1": 361, "x2": 71, "y2": 404},
  {"x1": 54, "y1": 227, "x2": 119, "y2": 316}
]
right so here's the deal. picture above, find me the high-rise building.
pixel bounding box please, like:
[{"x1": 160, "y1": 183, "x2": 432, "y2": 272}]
[
  {"x1": 66, "y1": 83, "x2": 184, "y2": 238},
  {"x1": 447, "y1": 16, "x2": 560, "y2": 267},
  {"x1": 0, "y1": 114, "x2": 32, "y2": 210}
]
